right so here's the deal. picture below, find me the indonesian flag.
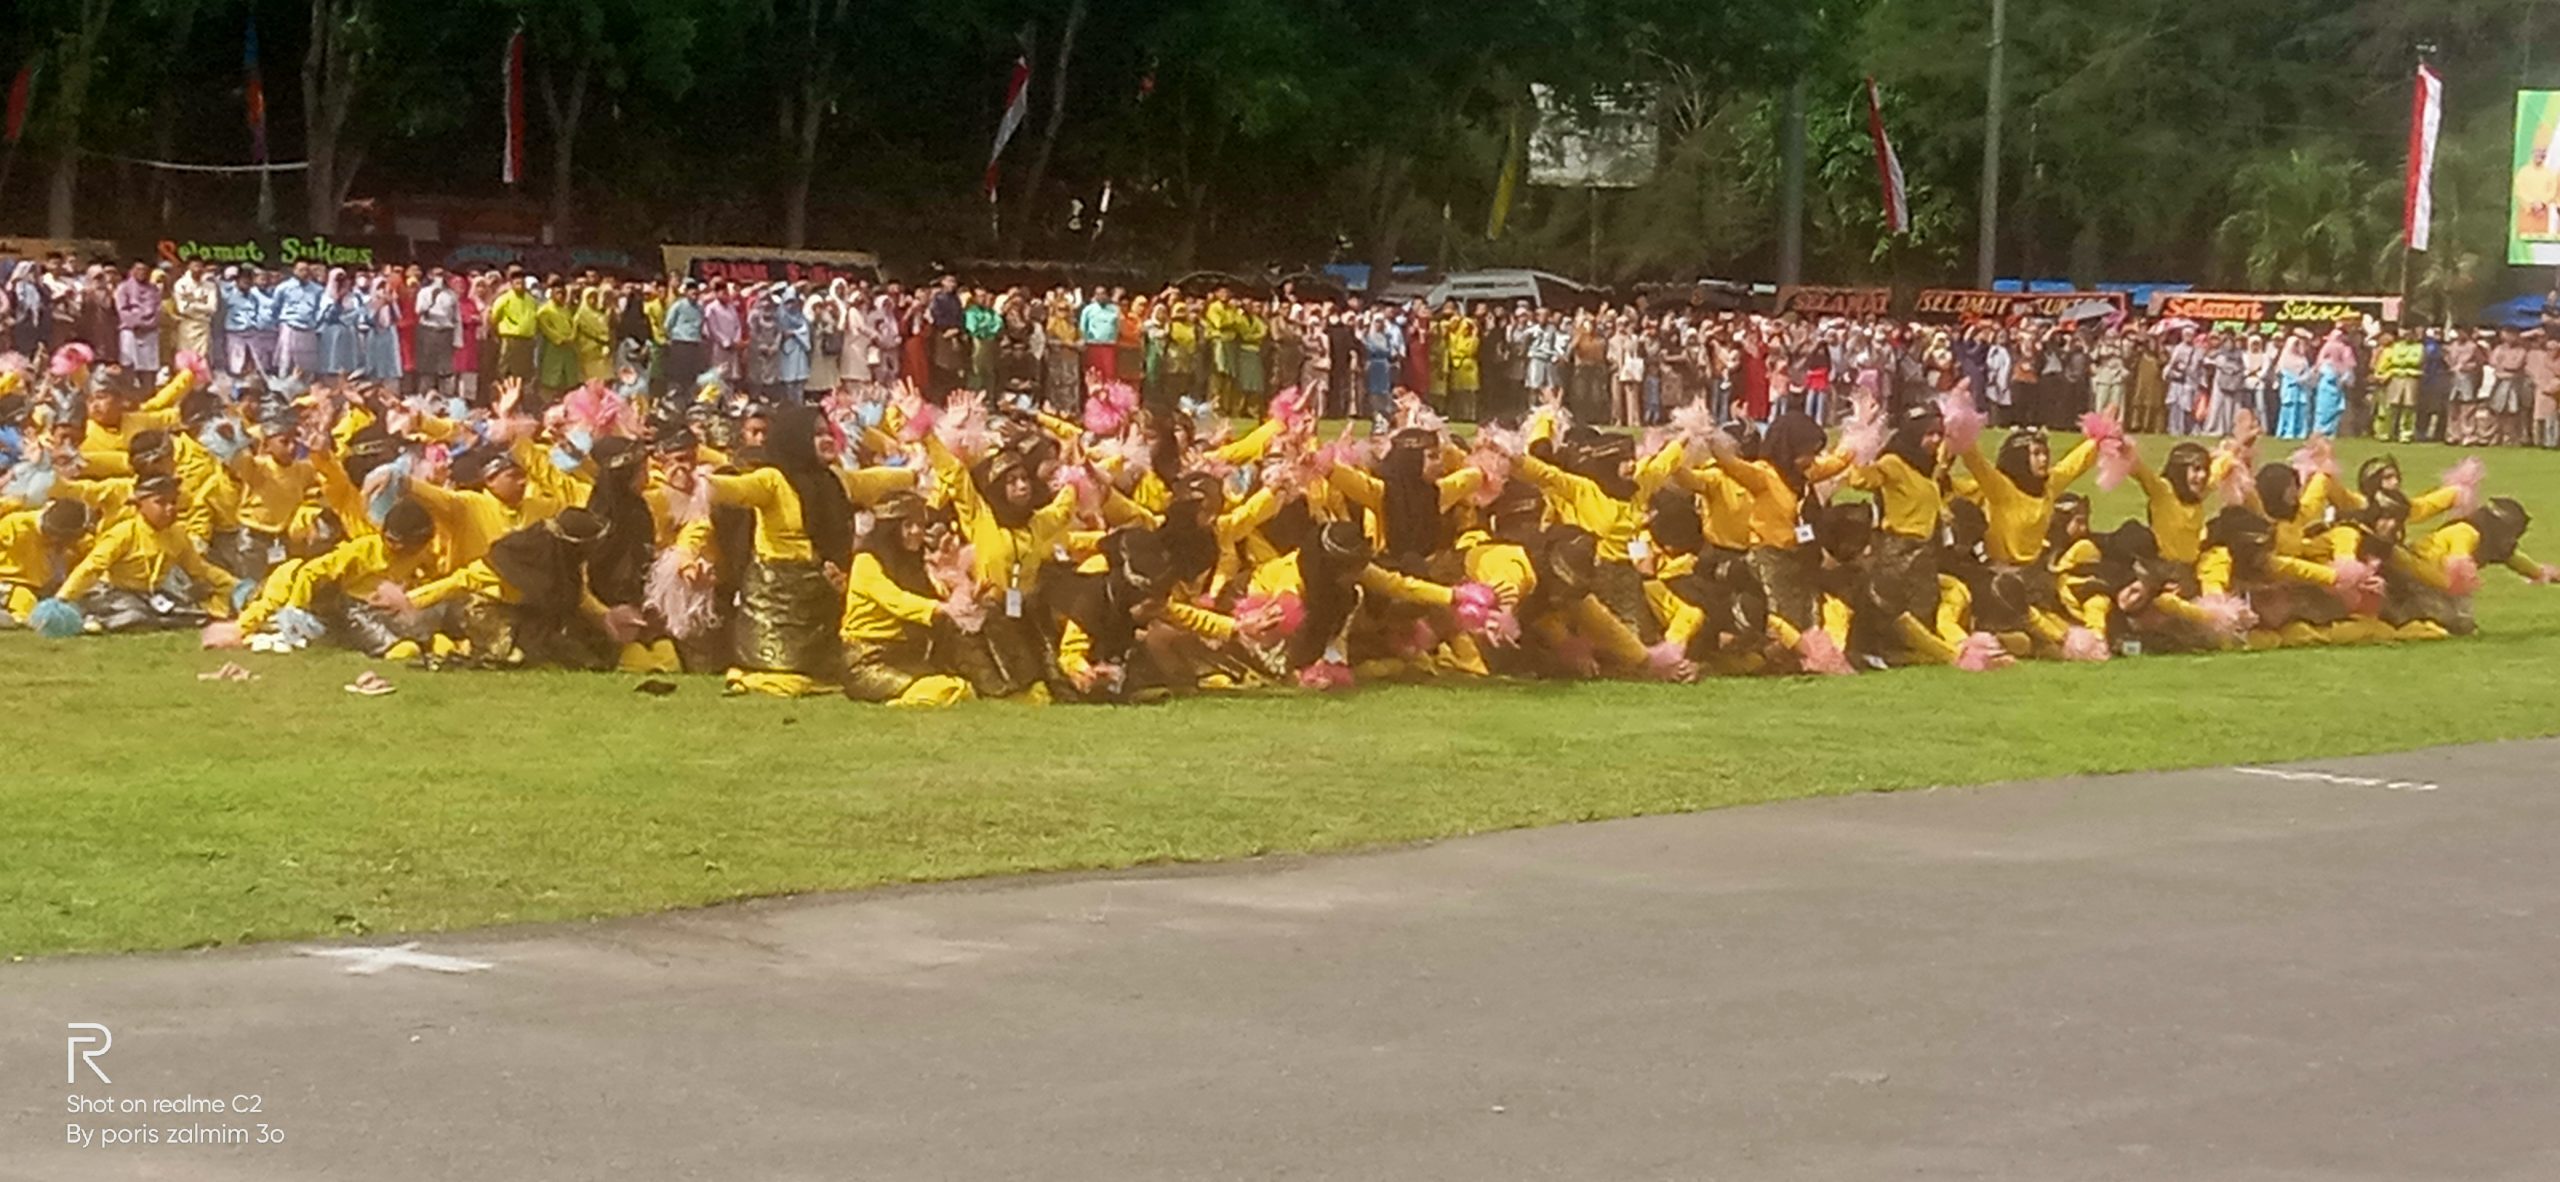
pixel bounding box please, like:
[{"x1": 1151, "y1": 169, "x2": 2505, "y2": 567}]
[
  {"x1": 1866, "y1": 77, "x2": 1909, "y2": 235},
  {"x1": 985, "y1": 51, "x2": 1031, "y2": 202},
  {"x1": 502, "y1": 28, "x2": 526, "y2": 185},
  {"x1": 2405, "y1": 62, "x2": 2443, "y2": 252},
  {"x1": 243, "y1": 22, "x2": 267, "y2": 162},
  {"x1": 3, "y1": 62, "x2": 32, "y2": 146}
]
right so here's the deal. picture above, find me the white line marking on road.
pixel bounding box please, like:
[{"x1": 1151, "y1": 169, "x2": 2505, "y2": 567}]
[
  {"x1": 299, "y1": 942, "x2": 494, "y2": 976},
  {"x1": 2233, "y1": 767, "x2": 2440, "y2": 792}
]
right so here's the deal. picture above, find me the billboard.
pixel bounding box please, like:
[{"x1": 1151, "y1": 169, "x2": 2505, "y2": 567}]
[
  {"x1": 1527, "y1": 84, "x2": 1658, "y2": 189},
  {"x1": 661, "y1": 244, "x2": 881, "y2": 287},
  {"x1": 2512, "y1": 90, "x2": 2560, "y2": 265},
  {"x1": 2147, "y1": 292, "x2": 2402, "y2": 329},
  {"x1": 1911, "y1": 289, "x2": 2128, "y2": 323}
]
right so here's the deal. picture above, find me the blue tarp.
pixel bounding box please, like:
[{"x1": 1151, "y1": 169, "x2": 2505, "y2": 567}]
[
  {"x1": 1992, "y1": 278, "x2": 2193, "y2": 309},
  {"x1": 2478, "y1": 293, "x2": 2553, "y2": 329}
]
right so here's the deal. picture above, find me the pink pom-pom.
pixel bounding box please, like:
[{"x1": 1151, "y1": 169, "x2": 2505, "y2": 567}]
[
  {"x1": 2193, "y1": 592, "x2": 2256, "y2": 638},
  {"x1": 1794, "y1": 627, "x2": 1853, "y2": 676},
  {"x1": 897, "y1": 400, "x2": 940, "y2": 444},
  {"x1": 1235, "y1": 591, "x2": 1305, "y2": 643},
  {"x1": 1389, "y1": 616, "x2": 1439, "y2": 659},
  {"x1": 1837, "y1": 413, "x2": 1886, "y2": 468},
  {"x1": 645, "y1": 549, "x2": 720, "y2": 639},
  {"x1": 1953, "y1": 630, "x2": 2012, "y2": 672},
  {"x1": 2062, "y1": 626, "x2": 2111, "y2": 663},
  {"x1": 1451, "y1": 581, "x2": 1500, "y2": 633},
  {"x1": 199, "y1": 620, "x2": 245, "y2": 650},
  {"x1": 2440, "y1": 456, "x2": 2484, "y2": 518},
  {"x1": 1053, "y1": 463, "x2": 1104, "y2": 519},
  {"x1": 1473, "y1": 422, "x2": 1525, "y2": 459},
  {"x1": 2534, "y1": 564, "x2": 2560, "y2": 587},
  {"x1": 1643, "y1": 640, "x2": 1697, "y2": 683},
  {"x1": 0, "y1": 351, "x2": 26, "y2": 382},
  {"x1": 1083, "y1": 381, "x2": 1139, "y2": 436},
  {"x1": 175, "y1": 350, "x2": 212, "y2": 387},
  {"x1": 2215, "y1": 445, "x2": 2254, "y2": 505},
  {"x1": 2078, "y1": 412, "x2": 2136, "y2": 491},
  {"x1": 1481, "y1": 606, "x2": 1521, "y2": 647},
  {"x1": 1936, "y1": 389, "x2": 1985, "y2": 455},
  {"x1": 2330, "y1": 555, "x2": 2384, "y2": 615},
  {"x1": 1670, "y1": 400, "x2": 1717, "y2": 445},
  {"x1": 1296, "y1": 660, "x2": 1356, "y2": 692},
  {"x1": 2443, "y1": 553, "x2": 2481, "y2": 598},
  {"x1": 50, "y1": 343, "x2": 95, "y2": 377},
  {"x1": 2289, "y1": 437, "x2": 2338, "y2": 486},
  {"x1": 1268, "y1": 384, "x2": 1312, "y2": 432}
]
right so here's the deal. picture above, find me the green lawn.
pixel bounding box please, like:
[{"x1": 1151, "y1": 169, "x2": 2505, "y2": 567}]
[{"x1": 8, "y1": 434, "x2": 2560, "y2": 959}]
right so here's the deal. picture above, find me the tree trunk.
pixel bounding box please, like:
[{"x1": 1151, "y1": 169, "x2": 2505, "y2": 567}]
[
  {"x1": 783, "y1": 80, "x2": 824, "y2": 248},
  {"x1": 303, "y1": 0, "x2": 369, "y2": 233},
  {"x1": 543, "y1": 56, "x2": 592, "y2": 244},
  {"x1": 1010, "y1": 0, "x2": 1088, "y2": 253},
  {"x1": 44, "y1": 0, "x2": 112, "y2": 237}
]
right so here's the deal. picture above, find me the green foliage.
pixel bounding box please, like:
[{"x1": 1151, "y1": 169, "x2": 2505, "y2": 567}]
[{"x1": 0, "y1": 0, "x2": 2545, "y2": 302}]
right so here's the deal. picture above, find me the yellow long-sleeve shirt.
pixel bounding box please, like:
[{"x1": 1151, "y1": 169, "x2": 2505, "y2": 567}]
[
  {"x1": 1672, "y1": 464, "x2": 1757, "y2": 552},
  {"x1": 77, "y1": 371, "x2": 195, "y2": 475},
  {"x1": 236, "y1": 534, "x2": 442, "y2": 633},
  {"x1": 231, "y1": 453, "x2": 322, "y2": 536},
  {"x1": 1957, "y1": 439, "x2": 2097, "y2": 565},
  {"x1": 406, "y1": 479, "x2": 560, "y2": 570},
  {"x1": 57, "y1": 516, "x2": 238, "y2": 607},
  {"x1": 1845, "y1": 453, "x2": 1943, "y2": 540},
  {"x1": 2128, "y1": 452, "x2": 2235, "y2": 566},
  {"x1": 2393, "y1": 521, "x2": 2545, "y2": 591},
  {"x1": 487, "y1": 289, "x2": 539, "y2": 339},
  {"x1": 707, "y1": 468, "x2": 817, "y2": 564},
  {"x1": 1515, "y1": 440, "x2": 1685, "y2": 563},
  {"x1": 0, "y1": 510, "x2": 81, "y2": 614},
  {"x1": 1718, "y1": 451, "x2": 1854, "y2": 550},
  {"x1": 839, "y1": 551, "x2": 942, "y2": 645}
]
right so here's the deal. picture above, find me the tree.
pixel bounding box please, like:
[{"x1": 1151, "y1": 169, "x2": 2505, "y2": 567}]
[
  {"x1": 499, "y1": 0, "x2": 696, "y2": 242},
  {"x1": 32, "y1": 0, "x2": 116, "y2": 237},
  {"x1": 2215, "y1": 144, "x2": 2380, "y2": 291},
  {"x1": 766, "y1": 0, "x2": 854, "y2": 248}
]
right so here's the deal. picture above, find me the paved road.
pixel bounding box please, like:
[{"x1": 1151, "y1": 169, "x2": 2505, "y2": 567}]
[{"x1": 6, "y1": 741, "x2": 2559, "y2": 1181}]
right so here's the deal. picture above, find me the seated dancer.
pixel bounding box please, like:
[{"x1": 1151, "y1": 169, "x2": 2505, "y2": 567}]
[
  {"x1": 402, "y1": 507, "x2": 641, "y2": 668},
  {"x1": 837, "y1": 491, "x2": 977, "y2": 707},
  {"x1": 222, "y1": 498, "x2": 445, "y2": 658},
  {"x1": 50, "y1": 473, "x2": 245, "y2": 632}
]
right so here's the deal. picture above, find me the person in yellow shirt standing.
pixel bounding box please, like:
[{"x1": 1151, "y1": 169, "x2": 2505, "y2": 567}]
[
  {"x1": 535, "y1": 278, "x2": 582, "y2": 401},
  {"x1": 487, "y1": 273, "x2": 543, "y2": 396},
  {"x1": 1445, "y1": 306, "x2": 1482, "y2": 422}
]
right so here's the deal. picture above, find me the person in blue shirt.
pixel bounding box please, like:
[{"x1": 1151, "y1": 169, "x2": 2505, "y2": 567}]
[
  {"x1": 271, "y1": 261, "x2": 325, "y2": 377},
  {"x1": 657, "y1": 279, "x2": 707, "y2": 399},
  {"x1": 1078, "y1": 289, "x2": 1122, "y2": 395}
]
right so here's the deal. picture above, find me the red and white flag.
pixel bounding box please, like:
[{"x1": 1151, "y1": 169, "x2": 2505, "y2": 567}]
[
  {"x1": 1866, "y1": 77, "x2": 1909, "y2": 235},
  {"x1": 985, "y1": 52, "x2": 1031, "y2": 203},
  {"x1": 2405, "y1": 62, "x2": 2443, "y2": 252},
  {"x1": 502, "y1": 28, "x2": 526, "y2": 185}
]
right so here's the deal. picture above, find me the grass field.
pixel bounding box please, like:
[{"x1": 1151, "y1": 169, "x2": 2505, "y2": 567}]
[{"x1": 8, "y1": 433, "x2": 2560, "y2": 959}]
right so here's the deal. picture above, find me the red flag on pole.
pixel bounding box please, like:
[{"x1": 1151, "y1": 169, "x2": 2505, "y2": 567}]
[
  {"x1": 2405, "y1": 62, "x2": 2443, "y2": 252},
  {"x1": 243, "y1": 21, "x2": 268, "y2": 161},
  {"x1": 3, "y1": 63, "x2": 33, "y2": 145},
  {"x1": 502, "y1": 28, "x2": 526, "y2": 186},
  {"x1": 1865, "y1": 77, "x2": 1909, "y2": 235},
  {"x1": 985, "y1": 52, "x2": 1031, "y2": 203}
]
